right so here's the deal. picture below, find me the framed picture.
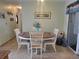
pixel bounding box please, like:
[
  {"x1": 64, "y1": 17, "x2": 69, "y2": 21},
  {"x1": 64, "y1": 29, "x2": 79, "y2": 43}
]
[
  {"x1": 7, "y1": 11, "x2": 13, "y2": 16},
  {"x1": 0, "y1": 12, "x2": 5, "y2": 19},
  {"x1": 10, "y1": 18, "x2": 14, "y2": 21},
  {"x1": 34, "y1": 12, "x2": 51, "y2": 19}
]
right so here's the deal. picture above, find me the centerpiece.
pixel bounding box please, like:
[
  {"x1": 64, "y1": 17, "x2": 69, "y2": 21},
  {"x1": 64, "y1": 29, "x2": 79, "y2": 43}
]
[{"x1": 33, "y1": 21, "x2": 41, "y2": 32}]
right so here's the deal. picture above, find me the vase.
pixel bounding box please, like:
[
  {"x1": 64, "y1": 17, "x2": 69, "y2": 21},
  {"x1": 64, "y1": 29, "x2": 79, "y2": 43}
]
[{"x1": 35, "y1": 27, "x2": 40, "y2": 32}]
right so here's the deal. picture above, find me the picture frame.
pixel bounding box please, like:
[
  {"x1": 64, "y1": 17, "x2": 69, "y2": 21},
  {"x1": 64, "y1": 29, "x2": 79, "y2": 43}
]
[
  {"x1": 7, "y1": 11, "x2": 13, "y2": 16},
  {"x1": 34, "y1": 12, "x2": 51, "y2": 19},
  {"x1": 0, "y1": 12, "x2": 5, "y2": 19},
  {"x1": 10, "y1": 18, "x2": 14, "y2": 21}
]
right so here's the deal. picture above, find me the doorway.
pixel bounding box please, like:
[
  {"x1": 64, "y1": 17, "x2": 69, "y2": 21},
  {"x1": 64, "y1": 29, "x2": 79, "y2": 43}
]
[
  {"x1": 5, "y1": 5, "x2": 22, "y2": 36},
  {"x1": 67, "y1": 13, "x2": 78, "y2": 51}
]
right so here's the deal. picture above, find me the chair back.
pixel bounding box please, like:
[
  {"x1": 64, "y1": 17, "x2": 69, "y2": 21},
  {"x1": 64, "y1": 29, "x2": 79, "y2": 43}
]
[
  {"x1": 30, "y1": 32, "x2": 43, "y2": 48},
  {"x1": 53, "y1": 28, "x2": 59, "y2": 36},
  {"x1": 14, "y1": 28, "x2": 20, "y2": 43},
  {"x1": 53, "y1": 28, "x2": 59, "y2": 44}
]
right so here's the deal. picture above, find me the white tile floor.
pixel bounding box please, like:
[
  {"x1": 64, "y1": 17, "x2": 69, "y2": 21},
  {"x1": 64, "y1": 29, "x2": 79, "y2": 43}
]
[{"x1": 0, "y1": 38, "x2": 79, "y2": 59}]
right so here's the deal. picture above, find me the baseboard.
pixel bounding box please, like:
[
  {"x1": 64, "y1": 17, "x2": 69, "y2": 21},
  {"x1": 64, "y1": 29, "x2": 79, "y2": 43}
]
[
  {"x1": 67, "y1": 46, "x2": 79, "y2": 55},
  {"x1": 0, "y1": 37, "x2": 15, "y2": 47},
  {"x1": 68, "y1": 46, "x2": 76, "y2": 53}
]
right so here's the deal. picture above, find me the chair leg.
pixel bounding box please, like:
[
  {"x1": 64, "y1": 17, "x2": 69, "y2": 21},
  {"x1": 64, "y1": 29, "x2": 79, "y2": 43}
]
[
  {"x1": 31, "y1": 48, "x2": 32, "y2": 59},
  {"x1": 40, "y1": 47, "x2": 42, "y2": 59},
  {"x1": 52, "y1": 45, "x2": 56, "y2": 52},
  {"x1": 27, "y1": 45, "x2": 29, "y2": 54},
  {"x1": 44, "y1": 45, "x2": 46, "y2": 52},
  {"x1": 18, "y1": 44, "x2": 21, "y2": 49},
  {"x1": 36, "y1": 48, "x2": 37, "y2": 55}
]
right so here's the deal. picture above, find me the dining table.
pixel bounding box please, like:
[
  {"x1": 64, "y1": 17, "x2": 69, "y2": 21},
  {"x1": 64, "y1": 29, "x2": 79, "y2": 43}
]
[
  {"x1": 18, "y1": 32, "x2": 55, "y2": 41},
  {"x1": 18, "y1": 32, "x2": 56, "y2": 48},
  {"x1": 18, "y1": 32, "x2": 55, "y2": 56}
]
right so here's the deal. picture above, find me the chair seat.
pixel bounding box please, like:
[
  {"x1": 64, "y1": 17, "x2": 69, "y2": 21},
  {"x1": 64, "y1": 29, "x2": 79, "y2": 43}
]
[
  {"x1": 19, "y1": 42, "x2": 29, "y2": 44},
  {"x1": 32, "y1": 45, "x2": 42, "y2": 48},
  {"x1": 43, "y1": 40, "x2": 54, "y2": 43},
  {"x1": 45, "y1": 42, "x2": 55, "y2": 45}
]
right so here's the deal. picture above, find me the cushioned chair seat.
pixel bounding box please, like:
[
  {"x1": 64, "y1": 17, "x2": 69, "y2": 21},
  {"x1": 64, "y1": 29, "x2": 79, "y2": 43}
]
[{"x1": 43, "y1": 32, "x2": 55, "y2": 38}]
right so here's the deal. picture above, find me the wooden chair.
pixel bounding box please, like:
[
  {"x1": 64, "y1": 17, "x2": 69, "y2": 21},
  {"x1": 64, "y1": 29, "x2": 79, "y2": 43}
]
[
  {"x1": 14, "y1": 28, "x2": 21, "y2": 49},
  {"x1": 14, "y1": 29, "x2": 31, "y2": 53},
  {"x1": 30, "y1": 32, "x2": 43, "y2": 59},
  {"x1": 18, "y1": 35, "x2": 31, "y2": 53},
  {"x1": 44, "y1": 28, "x2": 59, "y2": 52}
]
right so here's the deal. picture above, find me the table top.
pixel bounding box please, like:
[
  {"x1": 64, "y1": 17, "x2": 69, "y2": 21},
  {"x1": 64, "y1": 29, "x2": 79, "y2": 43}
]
[{"x1": 19, "y1": 32, "x2": 55, "y2": 40}]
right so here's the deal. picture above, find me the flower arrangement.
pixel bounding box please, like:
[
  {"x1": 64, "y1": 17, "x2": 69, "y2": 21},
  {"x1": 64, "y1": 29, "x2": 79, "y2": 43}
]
[
  {"x1": 33, "y1": 21, "x2": 41, "y2": 28},
  {"x1": 33, "y1": 21, "x2": 41, "y2": 32}
]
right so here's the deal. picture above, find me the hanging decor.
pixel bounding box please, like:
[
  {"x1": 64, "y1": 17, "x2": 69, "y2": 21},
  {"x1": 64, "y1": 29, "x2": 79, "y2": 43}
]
[
  {"x1": 34, "y1": 12, "x2": 51, "y2": 19},
  {"x1": 0, "y1": 12, "x2": 5, "y2": 19}
]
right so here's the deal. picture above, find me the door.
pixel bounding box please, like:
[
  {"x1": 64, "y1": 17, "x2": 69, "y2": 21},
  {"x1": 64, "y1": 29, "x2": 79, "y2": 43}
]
[{"x1": 67, "y1": 13, "x2": 77, "y2": 51}]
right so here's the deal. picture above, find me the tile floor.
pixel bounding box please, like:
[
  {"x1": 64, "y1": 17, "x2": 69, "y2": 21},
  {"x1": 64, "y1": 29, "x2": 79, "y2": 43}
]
[{"x1": 0, "y1": 38, "x2": 79, "y2": 59}]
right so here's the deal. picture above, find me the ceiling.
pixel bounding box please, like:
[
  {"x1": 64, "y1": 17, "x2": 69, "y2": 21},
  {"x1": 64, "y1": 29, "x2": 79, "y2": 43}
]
[
  {"x1": 2, "y1": 0, "x2": 75, "y2": 5},
  {"x1": 2, "y1": 0, "x2": 64, "y2": 3},
  {"x1": 4, "y1": 0, "x2": 64, "y2": 2}
]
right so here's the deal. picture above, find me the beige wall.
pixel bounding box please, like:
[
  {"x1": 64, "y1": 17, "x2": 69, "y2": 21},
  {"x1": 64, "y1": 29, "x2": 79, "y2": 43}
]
[
  {"x1": 0, "y1": 2, "x2": 15, "y2": 45},
  {"x1": 21, "y1": 1, "x2": 65, "y2": 32},
  {"x1": 0, "y1": 0, "x2": 75, "y2": 45},
  {"x1": 65, "y1": 0, "x2": 76, "y2": 6}
]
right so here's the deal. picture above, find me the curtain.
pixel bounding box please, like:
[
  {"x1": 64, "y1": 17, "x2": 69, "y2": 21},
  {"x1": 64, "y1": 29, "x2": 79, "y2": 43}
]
[{"x1": 66, "y1": 4, "x2": 79, "y2": 14}]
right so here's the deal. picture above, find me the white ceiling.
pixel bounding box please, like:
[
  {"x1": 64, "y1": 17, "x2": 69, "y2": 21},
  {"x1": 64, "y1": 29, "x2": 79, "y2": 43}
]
[
  {"x1": 0, "y1": 0, "x2": 65, "y2": 5},
  {"x1": 4, "y1": 0, "x2": 64, "y2": 2},
  {"x1": 2, "y1": 0, "x2": 76, "y2": 5},
  {"x1": 3, "y1": 0, "x2": 64, "y2": 3},
  {"x1": 2, "y1": 0, "x2": 76, "y2": 3}
]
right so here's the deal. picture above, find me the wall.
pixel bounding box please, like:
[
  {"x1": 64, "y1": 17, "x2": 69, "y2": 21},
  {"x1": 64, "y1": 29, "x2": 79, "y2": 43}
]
[
  {"x1": 0, "y1": 2, "x2": 15, "y2": 45},
  {"x1": 65, "y1": 0, "x2": 77, "y2": 6},
  {"x1": 21, "y1": 1, "x2": 65, "y2": 32}
]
